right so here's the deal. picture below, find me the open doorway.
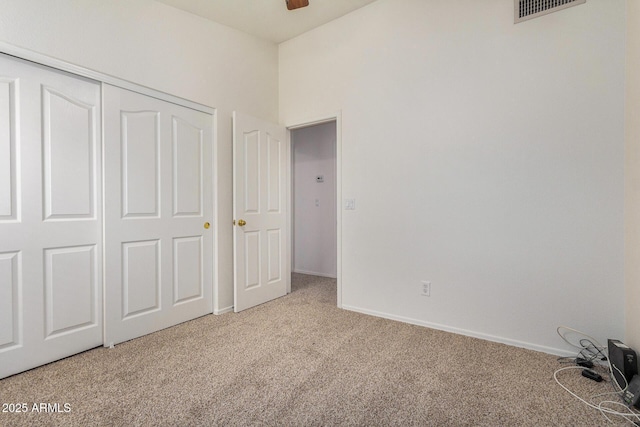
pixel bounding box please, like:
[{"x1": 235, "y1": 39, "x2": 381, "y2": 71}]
[{"x1": 290, "y1": 119, "x2": 340, "y2": 304}]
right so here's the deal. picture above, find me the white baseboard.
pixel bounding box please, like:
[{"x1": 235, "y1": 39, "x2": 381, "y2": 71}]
[
  {"x1": 214, "y1": 306, "x2": 233, "y2": 315},
  {"x1": 341, "y1": 304, "x2": 575, "y2": 358},
  {"x1": 293, "y1": 269, "x2": 337, "y2": 279}
]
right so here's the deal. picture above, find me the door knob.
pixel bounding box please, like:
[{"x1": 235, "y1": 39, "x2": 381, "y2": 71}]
[
  {"x1": 204, "y1": 222, "x2": 210, "y2": 229},
  {"x1": 237, "y1": 219, "x2": 247, "y2": 226}
]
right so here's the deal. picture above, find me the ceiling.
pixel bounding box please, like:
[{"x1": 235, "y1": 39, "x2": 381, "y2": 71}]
[{"x1": 155, "y1": 0, "x2": 379, "y2": 44}]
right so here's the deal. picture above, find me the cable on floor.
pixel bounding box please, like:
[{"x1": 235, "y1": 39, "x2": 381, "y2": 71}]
[{"x1": 554, "y1": 326, "x2": 640, "y2": 425}]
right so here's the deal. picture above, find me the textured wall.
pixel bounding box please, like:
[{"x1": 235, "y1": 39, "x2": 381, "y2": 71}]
[{"x1": 280, "y1": 0, "x2": 626, "y2": 354}]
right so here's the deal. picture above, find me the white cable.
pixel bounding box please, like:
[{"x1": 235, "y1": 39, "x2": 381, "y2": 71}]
[
  {"x1": 591, "y1": 391, "x2": 627, "y2": 405},
  {"x1": 553, "y1": 366, "x2": 640, "y2": 423},
  {"x1": 598, "y1": 401, "x2": 640, "y2": 426},
  {"x1": 556, "y1": 325, "x2": 628, "y2": 391},
  {"x1": 598, "y1": 403, "x2": 617, "y2": 425},
  {"x1": 554, "y1": 326, "x2": 640, "y2": 424},
  {"x1": 556, "y1": 325, "x2": 606, "y2": 353},
  {"x1": 609, "y1": 356, "x2": 630, "y2": 393}
]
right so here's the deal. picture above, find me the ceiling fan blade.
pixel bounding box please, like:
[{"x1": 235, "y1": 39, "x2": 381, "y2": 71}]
[{"x1": 286, "y1": 0, "x2": 309, "y2": 10}]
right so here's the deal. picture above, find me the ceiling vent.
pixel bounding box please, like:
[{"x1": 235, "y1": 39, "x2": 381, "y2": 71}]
[{"x1": 515, "y1": 0, "x2": 586, "y2": 23}]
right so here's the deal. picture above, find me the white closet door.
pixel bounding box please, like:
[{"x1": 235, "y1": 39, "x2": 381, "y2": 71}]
[
  {"x1": 103, "y1": 85, "x2": 213, "y2": 346},
  {"x1": 0, "y1": 54, "x2": 102, "y2": 379}
]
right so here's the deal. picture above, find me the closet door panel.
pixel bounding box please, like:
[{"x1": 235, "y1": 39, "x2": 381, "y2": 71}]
[
  {"x1": 0, "y1": 54, "x2": 102, "y2": 380},
  {"x1": 0, "y1": 79, "x2": 16, "y2": 220},
  {"x1": 104, "y1": 84, "x2": 213, "y2": 346}
]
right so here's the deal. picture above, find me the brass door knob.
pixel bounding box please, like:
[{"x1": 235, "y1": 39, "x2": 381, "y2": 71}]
[
  {"x1": 204, "y1": 222, "x2": 210, "y2": 229},
  {"x1": 237, "y1": 219, "x2": 247, "y2": 226}
]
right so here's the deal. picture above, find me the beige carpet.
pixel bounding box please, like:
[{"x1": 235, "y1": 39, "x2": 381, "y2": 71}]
[{"x1": 0, "y1": 274, "x2": 628, "y2": 426}]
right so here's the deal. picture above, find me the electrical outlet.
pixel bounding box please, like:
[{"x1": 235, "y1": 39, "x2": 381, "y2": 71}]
[{"x1": 420, "y1": 280, "x2": 431, "y2": 297}]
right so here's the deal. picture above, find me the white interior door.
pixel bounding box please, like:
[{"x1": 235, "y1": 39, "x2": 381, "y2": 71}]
[
  {"x1": 104, "y1": 85, "x2": 213, "y2": 346},
  {"x1": 233, "y1": 112, "x2": 289, "y2": 312},
  {"x1": 0, "y1": 54, "x2": 102, "y2": 379}
]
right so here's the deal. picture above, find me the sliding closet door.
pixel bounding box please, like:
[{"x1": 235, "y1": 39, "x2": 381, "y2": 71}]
[
  {"x1": 0, "y1": 54, "x2": 102, "y2": 379},
  {"x1": 103, "y1": 85, "x2": 213, "y2": 346}
]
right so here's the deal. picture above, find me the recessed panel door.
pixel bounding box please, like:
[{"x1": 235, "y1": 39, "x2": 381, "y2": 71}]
[
  {"x1": 104, "y1": 85, "x2": 213, "y2": 346},
  {"x1": 233, "y1": 112, "x2": 289, "y2": 312},
  {"x1": 0, "y1": 54, "x2": 102, "y2": 379}
]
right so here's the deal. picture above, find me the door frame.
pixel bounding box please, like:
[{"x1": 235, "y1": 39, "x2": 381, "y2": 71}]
[
  {"x1": 0, "y1": 42, "x2": 215, "y2": 116},
  {"x1": 286, "y1": 112, "x2": 342, "y2": 308}
]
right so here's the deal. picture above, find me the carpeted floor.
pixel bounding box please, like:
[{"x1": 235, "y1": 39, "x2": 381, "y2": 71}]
[{"x1": 0, "y1": 274, "x2": 629, "y2": 426}]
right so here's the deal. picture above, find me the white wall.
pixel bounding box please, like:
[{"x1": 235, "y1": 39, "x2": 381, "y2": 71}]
[
  {"x1": 292, "y1": 122, "x2": 337, "y2": 278},
  {"x1": 280, "y1": 0, "x2": 626, "y2": 354},
  {"x1": 0, "y1": 0, "x2": 279, "y2": 312},
  {"x1": 625, "y1": 0, "x2": 640, "y2": 352}
]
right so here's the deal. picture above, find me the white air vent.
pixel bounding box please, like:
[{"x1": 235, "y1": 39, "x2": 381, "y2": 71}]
[{"x1": 515, "y1": 0, "x2": 586, "y2": 23}]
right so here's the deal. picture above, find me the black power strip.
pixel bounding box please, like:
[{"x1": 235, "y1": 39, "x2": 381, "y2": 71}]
[
  {"x1": 581, "y1": 369, "x2": 603, "y2": 382},
  {"x1": 576, "y1": 357, "x2": 594, "y2": 368}
]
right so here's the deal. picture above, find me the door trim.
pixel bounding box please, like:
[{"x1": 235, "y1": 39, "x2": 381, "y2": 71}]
[
  {"x1": 286, "y1": 112, "x2": 342, "y2": 308},
  {"x1": 0, "y1": 42, "x2": 215, "y2": 116}
]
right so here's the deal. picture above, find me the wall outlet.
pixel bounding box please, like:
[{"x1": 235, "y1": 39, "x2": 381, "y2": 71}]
[{"x1": 420, "y1": 280, "x2": 431, "y2": 297}]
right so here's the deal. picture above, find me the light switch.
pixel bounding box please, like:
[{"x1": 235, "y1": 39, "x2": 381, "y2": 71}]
[{"x1": 345, "y1": 199, "x2": 356, "y2": 210}]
